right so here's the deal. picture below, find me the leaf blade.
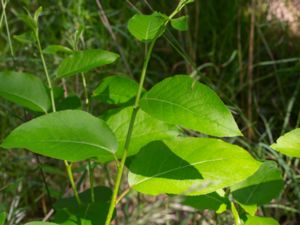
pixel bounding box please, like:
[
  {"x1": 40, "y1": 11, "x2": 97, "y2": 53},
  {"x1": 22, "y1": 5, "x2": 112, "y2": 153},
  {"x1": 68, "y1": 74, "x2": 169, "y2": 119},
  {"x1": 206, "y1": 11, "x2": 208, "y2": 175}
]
[
  {"x1": 140, "y1": 75, "x2": 241, "y2": 137},
  {"x1": 1, "y1": 110, "x2": 118, "y2": 162}
]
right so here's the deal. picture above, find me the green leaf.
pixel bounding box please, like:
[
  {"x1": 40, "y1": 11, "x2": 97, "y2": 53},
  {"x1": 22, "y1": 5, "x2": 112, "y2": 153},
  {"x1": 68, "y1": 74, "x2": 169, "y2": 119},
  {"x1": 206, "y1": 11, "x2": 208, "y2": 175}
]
[
  {"x1": 0, "y1": 212, "x2": 6, "y2": 225},
  {"x1": 231, "y1": 202, "x2": 242, "y2": 225},
  {"x1": 128, "y1": 12, "x2": 167, "y2": 41},
  {"x1": 271, "y1": 128, "x2": 300, "y2": 157},
  {"x1": 56, "y1": 49, "x2": 119, "y2": 78},
  {"x1": 182, "y1": 191, "x2": 229, "y2": 213},
  {"x1": 19, "y1": 14, "x2": 37, "y2": 31},
  {"x1": 128, "y1": 137, "x2": 261, "y2": 196},
  {"x1": 245, "y1": 216, "x2": 279, "y2": 225},
  {"x1": 43, "y1": 45, "x2": 73, "y2": 55},
  {"x1": 25, "y1": 222, "x2": 58, "y2": 225},
  {"x1": 140, "y1": 75, "x2": 241, "y2": 137},
  {"x1": 13, "y1": 32, "x2": 35, "y2": 44},
  {"x1": 93, "y1": 75, "x2": 139, "y2": 105},
  {"x1": 1, "y1": 110, "x2": 118, "y2": 162},
  {"x1": 238, "y1": 203, "x2": 257, "y2": 216},
  {"x1": 171, "y1": 16, "x2": 189, "y2": 31},
  {"x1": 54, "y1": 186, "x2": 112, "y2": 225},
  {"x1": 0, "y1": 71, "x2": 51, "y2": 113},
  {"x1": 33, "y1": 6, "x2": 43, "y2": 23},
  {"x1": 100, "y1": 106, "x2": 179, "y2": 162},
  {"x1": 231, "y1": 161, "x2": 283, "y2": 205}
]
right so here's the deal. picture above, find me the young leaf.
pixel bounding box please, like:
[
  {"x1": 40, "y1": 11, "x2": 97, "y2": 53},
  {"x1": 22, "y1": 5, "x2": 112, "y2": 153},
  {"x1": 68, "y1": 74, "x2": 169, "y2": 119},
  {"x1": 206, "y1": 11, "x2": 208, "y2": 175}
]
[
  {"x1": 100, "y1": 106, "x2": 179, "y2": 162},
  {"x1": 182, "y1": 191, "x2": 229, "y2": 213},
  {"x1": 245, "y1": 216, "x2": 279, "y2": 225},
  {"x1": 0, "y1": 71, "x2": 51, "y2": 113},
  {"x1": 1, "y1": 110, "x2": 118, "y2": 162},
  {"x1": 140, "y1": 75, "x2": 242, "y2": 137},
  {"x1": 93, "y1": 75, "x2": 139, "y2": 105},
  {"x1": 171, "y1": 16, "x2": 189, "y2": 31},
  {"x1": 271, "y1": 128, "x2": 300, "y2": 157},
  {"x1": 231, "y1": 161, "x2": 283, "y2": 205},
  {"x1": 0, "y1": 212, "x2": 6, "y2": 225},
  {"x1": 56, "y1": 49, "x2": 119, "y2": 78},
  {"x1": 25, "y1": 223, "x2": 58, "y2": 225},
  {"x1": 128, "y1": 137, "x2": 261, "y2": 196},
  {"x1": 54, "y1": 186, "x2": 112, "y2": 225},
  {"x1": 13, "y1": 32, "x2": 35, "y2": 44},
  {"x1": 128, "y1": 12, "x2": 168, "y2": 41},
  {"x1": 43, "y1": 45, "x2": 73, "y2": 55}
]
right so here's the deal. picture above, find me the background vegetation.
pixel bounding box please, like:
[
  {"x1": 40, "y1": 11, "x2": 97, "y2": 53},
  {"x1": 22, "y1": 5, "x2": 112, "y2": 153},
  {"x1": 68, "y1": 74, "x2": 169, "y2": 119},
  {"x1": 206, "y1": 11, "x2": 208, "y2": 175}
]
[{"x1": 1, "y1": 0, "x2": 300, "y2": 224}]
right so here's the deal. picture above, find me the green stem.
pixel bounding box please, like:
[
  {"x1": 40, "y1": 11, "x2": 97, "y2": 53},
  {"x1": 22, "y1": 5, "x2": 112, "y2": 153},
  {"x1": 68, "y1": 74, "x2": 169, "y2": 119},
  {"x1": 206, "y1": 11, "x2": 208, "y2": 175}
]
[
  {"x1": 35, "y1": 30, "x2": 81, "y2": 204},
  {"x1": 1, "y1": 0, "x2": 14, "y2": 57},
  {"x1": 64, "y1": 161, "x2": 82, "y2": 205},
  {"x1": 81, "y1": 73, "x2": 89, "y2": 107},
  {"x1": 35, "y1": 34, "x2": 56, "y2": 112},
  {"x1": 104, "y1": 2, "x2": 190, "y2": 224},
  {"x1": 104, "y1": 37, "x2": 157, "y2": 225},
  {"x1": 88, "y1": 160, "x2": 95, "y2": 202}
]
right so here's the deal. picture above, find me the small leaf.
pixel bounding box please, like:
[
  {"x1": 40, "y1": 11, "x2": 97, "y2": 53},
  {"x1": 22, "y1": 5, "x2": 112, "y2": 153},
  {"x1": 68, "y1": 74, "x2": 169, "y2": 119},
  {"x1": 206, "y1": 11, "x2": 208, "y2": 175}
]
[
  {"x1": 140, "y1": 75, "x2": 241, "y2": 137},
  {"x1": 33, "y1": 6, "x2": 43, "y2": 23},
  {"x1": 238, "y1": 203, "x2": 257, "y2": 216},
  {"x1": 56, "y1": 49, "x2": 119, "y2": 78},
  {"x1": 231, "y1": 202, "x2": 243, "y2": 225},
  {"x1": 43, "y1": 45, "x2": 73, "y2": 55},
  {"x1": 171, "y1": 16, "x2": 189, "y2": 31},
  {"x1": 0, "y1": 71, "x2": 51, "y2": 112},
  {"x1": 128, "y1": 137, "x2": 261, "y2": 196},
  {"x1": 1, "y1": 110, "x2": 118, "y2": 162},
  {"x1": 100, "y1": 106, "x2": 179, "y2": 162},
  {"x1": 182, "y1": 191, "x2": 229, "y2": 213},
  {"x1": 128, "y1": 12, "x2": 167, "y2": 41},
  {"x1": 271, "y1": 128, "x2": 300, "y2": 157},
  {"x1": 25, "y1": 222, "x2": 58, "y2": 225},
  {"x1": 93, "y1": 75, "x2": 139, "y2": 105},
  {"x1": 231, "y1": 161, "x2": 283, "y2": 205},
  {"x1": 0, "y1": 212, "x2": 6, "y2": 225},
  {"x1": 54, "y1": 186, "x2": 113, "y2": 225},
  {"x1": 13, "y1": 32, "x2": 35, "y2": 44},
  {"x1": 19, "y1": 14, "x2": 37, "y2": 31},
  {"x1": 245, "y1": 216, "x2": 279, "y2": 225}
]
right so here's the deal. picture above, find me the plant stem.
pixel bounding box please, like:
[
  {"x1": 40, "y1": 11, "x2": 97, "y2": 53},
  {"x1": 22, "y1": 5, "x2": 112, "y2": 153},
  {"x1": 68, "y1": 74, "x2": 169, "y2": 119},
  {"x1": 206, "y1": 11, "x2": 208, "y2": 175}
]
[
  {"x1": 88, "y1": 160, "x2": 95, "y2": 202},
  {"x1": 1, "y1": 0, "x2": 14, "y2": 57},
  {"x1": 64, "y1": 161, "x2": 82, "y2": 205},
  {"x1": 104, "y1": 37, "x2": 157, "y2": 225},
  {"x1": 35, "y1": 30, "x2": 81, "y2": 204},
  {"x1": 35, "y1": 34, "x2": 56, "y2": 112},
  {"x1": 104, "y1": 3, "x2": 189, "y2": 224}
]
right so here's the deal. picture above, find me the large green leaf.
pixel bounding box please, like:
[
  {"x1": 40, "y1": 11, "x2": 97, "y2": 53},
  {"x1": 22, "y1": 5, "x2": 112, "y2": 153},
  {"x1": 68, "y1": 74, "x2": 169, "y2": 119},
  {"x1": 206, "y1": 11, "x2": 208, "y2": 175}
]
[
  {"x1": 100, "y1": 107, "x2": 178, "y2": 162},
  {"x1": 128, "y1": 12, "x2": 167, "y2": 41},
  {"x1": 140, "y1": 75, "x2": 241, "y2": 137},
  {"x1": 271, "y1": 128, "x2": 300, "y2": 157},
  {"x1": 182, "y1": 191, "x2": 229, "y2": 213},
  {"x1": 245, "y1": 216, "x2": 279, "y2": 225},
  {"x1": 93, "y1": 75, "x2": 139, "y2": 105},
  {"x1": 54, "y1": 186, "x2": 112, "y2": 225},
  {"x1": 0, "y1": 71, "x2": 50, "y2": 113},
  {"x1": 231, "y1": 161, "x2": 283, "y2": 205},
  {"x1": 128, "y1": 137, "x2": 261, "y2": 196},
  {"x1": 1, "y1": 110, "x2": 117, "y2": 162},
  {"x1": 56, "y1": 49, "x2": 119, "y2": 78},
  {"x1": 0, "y1": 212, "x2": 6, "y2": 225}
]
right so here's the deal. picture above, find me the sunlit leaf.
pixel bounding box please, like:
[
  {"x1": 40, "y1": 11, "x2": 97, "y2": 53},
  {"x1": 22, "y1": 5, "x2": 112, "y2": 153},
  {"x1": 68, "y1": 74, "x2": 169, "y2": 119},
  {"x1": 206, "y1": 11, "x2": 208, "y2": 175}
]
[
  {"x1": 140, "y1": 75, "x2": 242, "y2": 137},
  {"x1": 231, "y1": 161, "x2": 283, "y2": 205},
  {"x1": 56, "y1": 49, "x2": 119, "y2": 78},
  {"x1": 100, "y1": 106, "x2": 179, "y2": 162},
  {"x1": 0, "y1": 71, "x2": 50, "y2": 112},
  {"x1": 43, "y1": 45, "x2": 73, "y2": 54},
  {"x1": 128, "y1": 12, "x2": 167, "y2": 41},
  {"x1": 245, "y1": 216, "x2": 279, "y2": 225},
  {"x1": 128, "y1": 137, "x2": 261, "y2": 195},
  {"x1": 271, "y1": 128, "x2": 300, "y2": 158},
  {"x1": 1, "y1": 110, "x2": 118, "y2": 162},
  {"x1": 171, "y1": 16, "x2": 189, "y2": 31}
]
